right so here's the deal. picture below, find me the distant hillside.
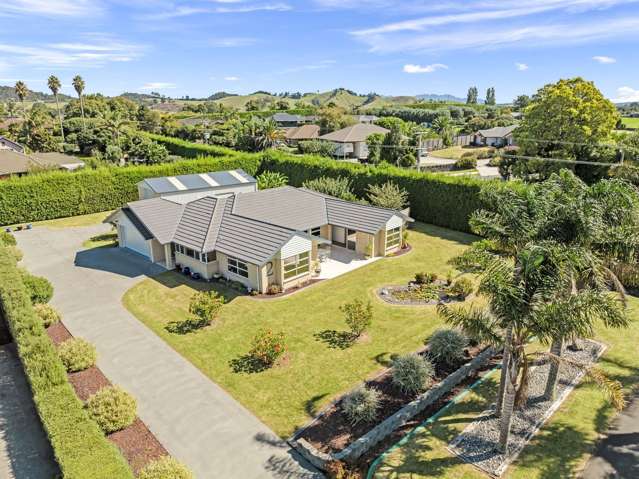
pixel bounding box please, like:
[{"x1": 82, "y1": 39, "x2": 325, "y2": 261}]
[
  {"x1": 0, "y1": 85, "x2": 73, "y2": 102},
  {"x1": 119, "y1": 92, "x2": 163, "y2": 103},
  {"x1": 416, "y1": 93, "x2": 466, "y2": 103}
]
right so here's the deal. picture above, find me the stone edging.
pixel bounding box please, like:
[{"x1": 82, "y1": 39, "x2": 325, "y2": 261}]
[{"x1": 288, "y1": 347, "x2": 495, "y2": 469}]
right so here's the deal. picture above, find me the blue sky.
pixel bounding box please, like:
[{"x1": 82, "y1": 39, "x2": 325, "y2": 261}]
[{"x1": 0, "y1": 0, "x2": 638, "y2": 102}]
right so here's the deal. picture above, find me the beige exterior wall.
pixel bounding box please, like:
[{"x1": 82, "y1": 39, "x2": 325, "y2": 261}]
[
  {"x1": 217, "y1": 252, "x2": 262, "y2": 292},
  {"x1": 355, "y1": 232, "x2": 374, "y2": 257},
  {"x1": 175, "y1": 252, "x2": 219, "y2": 279}
]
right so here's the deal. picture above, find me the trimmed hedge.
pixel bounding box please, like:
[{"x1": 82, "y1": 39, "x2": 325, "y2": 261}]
[
  {"x1": 0, "y1": 155, "x2": 261, "y2": 226},
  {"x1": 260, "y1": 150, "x2": 491, "y2": 233},
  {"x1": 0, "y1": 247, "x2": 134, "y2": 478},
  {"x1": 147, "y1": 133, "x2": 240, "y2": 159}
]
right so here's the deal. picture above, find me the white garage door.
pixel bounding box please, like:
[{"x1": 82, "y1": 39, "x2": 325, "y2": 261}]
[{"x1": 120, "y1": 218, "x2": 150, "y2": 259}]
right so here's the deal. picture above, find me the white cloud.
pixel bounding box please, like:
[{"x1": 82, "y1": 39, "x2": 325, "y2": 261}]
[
  {"x1": 224, "y1": 76, "x2": 240, "y2": 81},
  {"x1": 209, "y1": 37, "x2": 258, "y2": 47},
  {"x1": 141, "y1": 2, "x2": 291, "y2": 20},
  {"x1": 515, "y1": 62, "x2": 529, "y2": 70},
  {"x1": 0, "y1": 36, "x2": 144, "y2": 68},
  {"x1": 403, "y1": 63, "x2": 448, "y2": 73},
  {"x1": 0, "y1": 0, "x2": 101, "y2": 17},
  {"x1": 140, "y1": 82, "x2": 176, "y2": 91},
  {"x1": 613, "y1": 86, "x2": 639, "y2": 102},
  {"x1": 593, "y1": 55, "x2": 616, "y2": 63}
]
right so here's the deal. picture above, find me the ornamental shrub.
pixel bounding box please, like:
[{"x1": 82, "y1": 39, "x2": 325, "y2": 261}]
[
  {"x1": 250, "y1": 329, "x2": 286, "y2": 367},
  {"x1": 58, "y1": 338, "x2": 97, "y2": 372},
  {"x1": 392, "y1": 353, "x2": 435, "y2": 395},
  {"x1": 257, "y1": 171, "x2": 288, "y2": 190},
  {"x1": 340, "y1": 299, "x2": 373, "y2": 338},
  {"x1": 86, "y1": 386, "x2": 137, "y2": 434},
  {"x1": 414, "y1": 272, "x2": 437, "y2": 284},
  {"x1": 455, "y1": 156, "x2": 477, "y2": 170},
  {"x1": 298, "y1": 139, "x2": 336, "y2": 157},
  {"x1": 342, "y1": 385, "x2": 381, "y2": 425},
  {"x1": 33, "y1": 303, "x2": 61, "y2": 327},
  {"x1": 428, "y1": 329, "x2": 467, "y2": 368},
  {"x1": 19, "y1": 269, "x2": 53, "y2": 304},
  {"x1": 137, "y1": 456, "x2": 194, "y2": 479},
  {"x1": 302, "y1": 176, "x2": 359, "y2": 202},
  {"x1": 448, "y1": 277, "x2": 474, "y2": 299},
  {"x1": 0, "y1": 231, "x2": 16, "y2": 246},
  {"x1": 188, "y1": 291, "x2": 224, "y2": 327}
]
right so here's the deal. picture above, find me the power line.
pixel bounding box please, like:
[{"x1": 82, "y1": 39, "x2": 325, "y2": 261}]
[{"x1": 500, "y1": 153, "x2": 624, "y2": 168}]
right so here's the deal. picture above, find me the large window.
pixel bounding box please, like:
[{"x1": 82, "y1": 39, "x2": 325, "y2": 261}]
[
  {"x1": 228, "y1": 256, "x2": 249, "y2": 278},
  {"x1": 283, "y1": 251, "x2": 310, "y2": 280},
  {"x1": 386, "y1": 227, "x2": 401, "y2": 251},
  {"x1": 175, "y1": 244, "x2": 217, "y2": 263}
]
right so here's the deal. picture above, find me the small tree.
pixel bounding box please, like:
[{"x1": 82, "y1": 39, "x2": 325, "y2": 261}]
[
  {"x1": 189, "y1": 291, "x2": 224, "y2": 327},
  {"x1": 366, "y1": 182, "x2": 409, "y2": 210},
  {"x1": 340, "y1": 299, "x2": 373, "y2": 339},
  {"x1": 250, "y1": 329, "x2": 286, "y2": 366}
]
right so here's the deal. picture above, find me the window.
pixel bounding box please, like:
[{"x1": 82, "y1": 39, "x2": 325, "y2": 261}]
[
  {"x1": 202, "y1": 251, "x2": 217, "y2": 263},
  {"x1": 310, "y1": 227, "x2": 321, "y2": 237},
  {"x1": 228, "y1": 256, "x2": 249, "y2": 278},
  {"x1": 386, "y1": 227, "x2": 401, "y2": 251},
  {"x1": 283, "y1": 251, "x2": 310, "y2": 280}
]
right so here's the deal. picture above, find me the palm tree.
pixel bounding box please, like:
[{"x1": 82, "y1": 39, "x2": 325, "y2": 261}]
[
  {"x1": 255, "y1": 118, "x2": 284, "y2": 151},
  {"x1": 100, "y1": 110, "x2": 130, "y2": 150},
  {"x1": 47, "y1": 75, "x2": 65, "y2": 143},
  {"x1": 439, "y1": 243, "x2": 626, "y2": 452},
  {"x1": 72, "y1": 75, "x2": 86, "y2": 130},
  {"x1": 14, "y1": 81, "x2": 29, "y2": 120}
]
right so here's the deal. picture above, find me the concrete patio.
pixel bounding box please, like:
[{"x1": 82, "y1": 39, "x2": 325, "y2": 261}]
[{"x1": 315, "y1": 245, "x2": 380, "y2": 280}]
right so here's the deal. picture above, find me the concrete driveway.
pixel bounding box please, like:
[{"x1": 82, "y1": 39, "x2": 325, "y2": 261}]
[{"x1": 16, "y1": 224, "x2": 319, "y2": 479}]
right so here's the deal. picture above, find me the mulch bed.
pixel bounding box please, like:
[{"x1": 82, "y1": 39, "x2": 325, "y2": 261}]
[
  {"x1": 109, "y1": 419, "x2": 169, "y2": 474},
  {"x1": 68, "y1": 366, "x2": 112, "y2": 401},
  {"x1": 252, "y1": 278, "x2": 324, "y2": 299},
  {"x1": 377, "y1": 281, "x2": 468, "y2": 306},
  {"x1": 46, "y1": 319, "x2": 171, "y2": 474},
  {"x1": 387, "y1": 245, "x2": 413, "y2": 258},
  {"x1": 296, "y1": 345, "x2": 486, "y2": 456}
]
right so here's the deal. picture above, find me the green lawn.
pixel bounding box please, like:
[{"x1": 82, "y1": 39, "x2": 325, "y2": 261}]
[
  {"x1": 82, "y1": 230, "x2": 118, "y2": 249},
  {"x1": 430, "y1": 145, "x2": 494, "y2": 160},
  {"x1": 5, "y1": 210, "x2": 114, "y2": 229},
  {"x1": 122, "y1": 223, "x2": 477, "y2": 437},
  {"x1": 622, "y1": 117, "x2": 639, "y2": 129},
  {"x1": 374, "y1": 298, "x2": 639, "y2": 478}
]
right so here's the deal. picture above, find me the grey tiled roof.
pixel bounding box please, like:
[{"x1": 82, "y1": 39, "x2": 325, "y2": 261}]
[
  {"x1": 117, "y1": 185, "x2": 412, "y2": 265},
  {"x1": 476, "y1": 125, "x2": 517, "y2": 138}
]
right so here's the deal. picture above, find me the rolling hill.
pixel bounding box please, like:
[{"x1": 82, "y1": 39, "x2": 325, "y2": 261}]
[{"x1": 0, "y1": 85, "x2": 73, "y2": 102}]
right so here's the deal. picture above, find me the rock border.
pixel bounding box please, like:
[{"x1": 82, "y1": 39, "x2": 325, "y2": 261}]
[
  {"x1": 447, "y1": 339, "x2": 605, "y2": 477},
  {"x1": 376, "y1": 284, "x2": 469, "y2": 306},
  {"x1": 289, "y1": 347, "x2": 495, "y2": 470}
]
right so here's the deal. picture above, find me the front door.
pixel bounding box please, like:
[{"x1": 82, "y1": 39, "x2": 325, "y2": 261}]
[{"x1": 346, "y1": 229, "x2": 357, "y2": 251}]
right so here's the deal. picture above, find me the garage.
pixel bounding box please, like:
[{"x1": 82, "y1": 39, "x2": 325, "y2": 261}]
[{"x1": 117, "y1": 209, "x2": 152, "y2": 259}]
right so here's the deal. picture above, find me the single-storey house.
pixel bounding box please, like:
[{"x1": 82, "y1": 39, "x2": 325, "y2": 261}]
[
  {"x1": 354, "y1": 115, "x2": 379, "y2": 124},
  {"x1": 474, "y1": 125, "x2": 518, "y2": 147},
  {"x1": 0, "y1": 136, "x2": 25, "y2": 153},
  {"x1": 319, "y1": 123, "x2": 389, "y2": 161},
  {"x1": 107, "y1": 185, "x2": 412, "y2": 293},
  {"x1": 284, "y1": 125, "x2": 320, "y2": 144},
  {"x1": 0, "y1": 150, "x2": 85, "y2": 179},
  {"x1": 271, "y1": 113, "x2": 317, "y2": 128},
  {"x1": 137, "y1": 169, "x2": 257, "y2": 200}
]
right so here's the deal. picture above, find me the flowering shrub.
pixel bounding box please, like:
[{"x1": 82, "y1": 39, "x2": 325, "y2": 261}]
[{"x1": 250, "y1": 329, "x2": 286, "y2": 366}]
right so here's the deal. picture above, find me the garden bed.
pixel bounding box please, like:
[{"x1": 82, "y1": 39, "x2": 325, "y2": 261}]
[
  {"x1": 292, "y1": 344, "x2": 492, "y2": 467},
  {"x1": 377, "y1": 277, "x2": 472, "y2": 306},
  {"x1": 45, "y1": 320, "x2": 170, "y2": 474},
  {"x1": 448, "y1": 339, "x2": 605, "y2": 477}
]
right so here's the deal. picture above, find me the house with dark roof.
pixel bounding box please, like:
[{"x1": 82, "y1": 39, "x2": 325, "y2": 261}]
[
  {"x1": 473, "y1": 125, "x2": 518, "y2": 147},
  {"x1": 0, "y1": 150, "x2": 85, "y2": 179},
  {"x1": 107, "y1": 184, "x2": 412, "y2": 293},
  {"x1": 0, "y1": 136, "x2": 25, "y2": 154},
  {"x1": 137, "y1": 169, "x2": 257, "y2": 199}
]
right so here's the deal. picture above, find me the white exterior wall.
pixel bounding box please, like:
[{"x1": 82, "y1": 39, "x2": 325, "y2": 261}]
[
  {"x1": 117, "y1": 213, "x2": 150, "y2": 259},
  {"x1": 386, "y1": 215, "x2": 403, "y2": 230},
  {"x1": 354, "y1": 141, "x2": 369, "y2": 160}
]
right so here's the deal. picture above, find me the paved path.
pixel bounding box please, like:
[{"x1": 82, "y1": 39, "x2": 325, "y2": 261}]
[
  {"x1": 581, "y1": 391, "x2": 639, "y2": 479},
  {"x1": 16, "y1": 224, "x2": 319, "y2": 479},
  {"x1": 0, "y1": 344, "x2": 59, "y2": 479}
]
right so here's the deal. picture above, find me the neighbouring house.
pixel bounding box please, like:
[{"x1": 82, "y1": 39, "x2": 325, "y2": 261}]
[
  {"x1": 354, "y1": 114, "x2": 379, "y2": 124},
  {"x1": 107, "y1": 185, "x2": 412, "y2": 293},
  {"x1": 0, "y1": 150, "x2": 85, "y2": 179},
  {"x1": 271, "y1": 113, "x2": 317, "y2": 128},
  {"x1": 473, "y1": 125, "x2": 518, "y2": 147},
  {"x1": 284, "y1": 124, "x2": 321, "y2": 145},
  {"x1": 137, "y1": 169, "x2": 257, "y2": 200},
  {"x1": 0, "y1": 136, "x2": 25, "y2": 154},
  {"x1": 319, "y1": 123, "x2": 389, "y2": 161}
]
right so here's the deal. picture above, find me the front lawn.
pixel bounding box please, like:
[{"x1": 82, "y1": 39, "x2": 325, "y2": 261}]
[
  {"x1": 622, "y1": 117, "x2": 639, "y2": 129},
  {"x1": 430, "y1": 145, "x2": 494, "y2": 160},
  {"x1": 373, "y1": 298, "x2": 639, "y2": 478},
  {"x1": 122, "y1": 223, "x2": 476, "y2": 437}
]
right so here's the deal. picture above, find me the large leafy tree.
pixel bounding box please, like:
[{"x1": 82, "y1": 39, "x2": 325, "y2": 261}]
[
  {"x1": 509, "y1": 78, "x2": 620, "y2": 182},
  {"x1": 47, "y1": 75, "x2": 65, "y2": 143},
  {"x1": 466, "y1": 86, "x2": 478, "y2": 105}
]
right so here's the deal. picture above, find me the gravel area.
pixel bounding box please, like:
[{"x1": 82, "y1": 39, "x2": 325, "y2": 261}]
[{"x1": 448, "y1": 339, "x2": 605, "y2": 477}]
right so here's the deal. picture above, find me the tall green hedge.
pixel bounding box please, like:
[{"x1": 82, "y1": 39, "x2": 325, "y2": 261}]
[
  {"x1": 0, "y1": 155, "x2": 260, "y2": 225},
  {"x1": 0, "y1": 247, "x2": 134, "y2": 479},
  {"x1": 147, "y1": 133, "x2": 240, "y2": 158},
  {"x1": 260, "y1": 150, "x2": 496, "y2": 233}
]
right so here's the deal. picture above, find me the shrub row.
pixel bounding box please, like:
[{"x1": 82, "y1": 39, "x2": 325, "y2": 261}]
[
  {"x1": 147, "y1": 133, "x2": 240, "y2": 158},
  {"x1": 0, "y1": 246, "x2": 134, "y2": 479},
  {"x1": 0, "y1": 154, "x2": 261, "y2": 226}
]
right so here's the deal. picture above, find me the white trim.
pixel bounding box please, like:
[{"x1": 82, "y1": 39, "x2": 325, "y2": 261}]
[
  {"x1": 228, "y1": 170, "x2": 250, "y2": 183},
  {"x1": 167, "y1": 177, "x2": 187, "y2": 190},
  {"x1": 199, "y1": 173, "x2": 219, "y2": 187}
]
